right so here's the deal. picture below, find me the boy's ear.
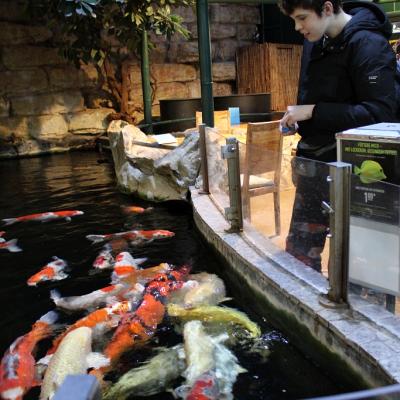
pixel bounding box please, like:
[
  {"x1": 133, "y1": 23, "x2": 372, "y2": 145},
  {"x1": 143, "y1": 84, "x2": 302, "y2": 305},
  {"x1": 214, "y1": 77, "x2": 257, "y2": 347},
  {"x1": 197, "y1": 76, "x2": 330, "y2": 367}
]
[{"x1": 322, "y1": 1, "x2": 334, "y2": 15}]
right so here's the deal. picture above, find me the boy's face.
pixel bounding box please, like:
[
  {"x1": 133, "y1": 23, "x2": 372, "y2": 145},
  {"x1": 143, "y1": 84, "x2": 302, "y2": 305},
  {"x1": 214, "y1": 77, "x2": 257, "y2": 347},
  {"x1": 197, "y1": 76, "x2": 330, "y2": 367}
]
[{"x1": 290, "y1": 6, "x2": 329, "y2": 42}]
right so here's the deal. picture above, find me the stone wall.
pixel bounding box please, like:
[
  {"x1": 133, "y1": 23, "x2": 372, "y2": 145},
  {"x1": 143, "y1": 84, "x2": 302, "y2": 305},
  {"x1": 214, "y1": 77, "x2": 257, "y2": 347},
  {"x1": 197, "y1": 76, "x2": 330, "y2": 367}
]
[
  {"x1": 0, "y1": 1, "x2": 260, "y2": 158},
  {"x1": 125, "y1": 4, "x2": 260, "y2": 120}
]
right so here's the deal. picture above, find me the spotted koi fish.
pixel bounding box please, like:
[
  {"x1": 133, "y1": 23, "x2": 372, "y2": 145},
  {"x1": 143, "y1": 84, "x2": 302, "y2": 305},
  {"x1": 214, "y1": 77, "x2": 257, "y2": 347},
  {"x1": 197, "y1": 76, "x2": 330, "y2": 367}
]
[
  {"x1": 27, "y1": 257, "x2": 68, "y2": 287},
  {"x1": 0, "y1": 311, "x2": 58, "y2": 400},
  {"x1": 86, "y1": 229, "x2": 175, "y2": 244},
  {"x1": 0, "y1": 239, "x2": 22, "y2": 253},
  {"x1": 2, "y1": 210, "x2": 84, "y2": 226}
]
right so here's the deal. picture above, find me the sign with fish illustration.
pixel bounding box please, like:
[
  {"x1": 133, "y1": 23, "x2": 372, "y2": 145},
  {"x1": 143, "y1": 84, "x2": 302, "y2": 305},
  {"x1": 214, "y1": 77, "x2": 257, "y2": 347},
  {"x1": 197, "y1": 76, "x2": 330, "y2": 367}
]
[{"x1": 338, "y1": 135, "x2": 400, "y2": 224}]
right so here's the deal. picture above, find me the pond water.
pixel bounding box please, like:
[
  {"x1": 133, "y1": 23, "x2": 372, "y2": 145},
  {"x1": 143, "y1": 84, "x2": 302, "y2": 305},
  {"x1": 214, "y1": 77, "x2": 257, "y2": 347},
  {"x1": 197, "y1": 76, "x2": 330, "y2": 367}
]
[{"x1": 0, "y1": 151, "x2": 347, "y2": 399}]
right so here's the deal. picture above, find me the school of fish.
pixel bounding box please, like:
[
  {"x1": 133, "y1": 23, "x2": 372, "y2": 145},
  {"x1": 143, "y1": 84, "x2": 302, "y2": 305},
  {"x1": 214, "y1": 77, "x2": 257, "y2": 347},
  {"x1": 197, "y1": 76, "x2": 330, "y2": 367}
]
[{"x1": 0, "y1": 205, "x2": 262, "y2": 400}]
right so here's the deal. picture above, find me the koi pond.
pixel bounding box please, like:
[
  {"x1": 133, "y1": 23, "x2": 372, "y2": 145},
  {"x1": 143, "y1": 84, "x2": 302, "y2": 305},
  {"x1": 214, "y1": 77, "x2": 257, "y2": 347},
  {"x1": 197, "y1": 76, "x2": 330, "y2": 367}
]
[{"x1": 0, "y1": 151, "x2": 348, "y2": 399}]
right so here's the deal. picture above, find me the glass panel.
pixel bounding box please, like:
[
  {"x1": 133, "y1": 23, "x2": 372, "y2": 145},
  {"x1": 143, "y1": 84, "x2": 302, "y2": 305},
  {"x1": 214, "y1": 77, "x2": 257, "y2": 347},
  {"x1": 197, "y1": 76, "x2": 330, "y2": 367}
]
[
  {"x1": 240, "y1": 142, "x2": 332, "y2": 276},
  {"x1": 205, "y1": 127, "x2": 230, "y2": 212},
  {"x1": 348, "y1": 174, "x2": 400, "y2": 314}
]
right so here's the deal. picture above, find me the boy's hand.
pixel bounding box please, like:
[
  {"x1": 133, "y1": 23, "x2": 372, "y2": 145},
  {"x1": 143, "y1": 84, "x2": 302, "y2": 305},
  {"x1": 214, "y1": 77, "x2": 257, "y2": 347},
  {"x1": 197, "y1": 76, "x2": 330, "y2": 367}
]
[{"x1": 280, "y1": 104, "x2": 315, "y2": 129}]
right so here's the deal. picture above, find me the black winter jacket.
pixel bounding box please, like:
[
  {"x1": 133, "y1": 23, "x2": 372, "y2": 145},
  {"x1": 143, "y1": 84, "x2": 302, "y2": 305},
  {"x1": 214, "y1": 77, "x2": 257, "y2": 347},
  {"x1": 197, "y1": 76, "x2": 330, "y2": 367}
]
[{"x1": 296, "y1": 1, "x2": 397, "y2": 161}]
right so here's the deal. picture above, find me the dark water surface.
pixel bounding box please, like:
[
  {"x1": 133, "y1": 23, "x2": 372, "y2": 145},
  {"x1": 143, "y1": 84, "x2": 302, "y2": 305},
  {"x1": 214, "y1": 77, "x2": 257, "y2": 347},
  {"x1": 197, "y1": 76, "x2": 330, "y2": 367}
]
[{"x1": 0, "y1": 151, "x2": 345, "y2": 399}]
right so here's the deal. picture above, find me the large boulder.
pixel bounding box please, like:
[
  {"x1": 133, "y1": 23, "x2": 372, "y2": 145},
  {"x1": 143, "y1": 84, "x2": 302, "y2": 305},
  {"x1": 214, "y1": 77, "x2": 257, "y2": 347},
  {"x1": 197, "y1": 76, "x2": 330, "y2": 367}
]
[{"x1": 108, "y1": 120, "x2": 200, "y2": 201}]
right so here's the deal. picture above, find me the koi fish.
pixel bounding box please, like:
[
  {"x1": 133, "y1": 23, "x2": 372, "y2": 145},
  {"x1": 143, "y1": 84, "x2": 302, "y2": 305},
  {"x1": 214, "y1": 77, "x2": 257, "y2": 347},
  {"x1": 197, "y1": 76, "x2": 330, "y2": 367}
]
[
  {"x1": 27, "y1": 257, "x2": 68, "y2": 287},
  {"x1": 0, "y1": 311, "x2": 58, "y2": 400},
  {"x1": 2, "y1": 210, "x2": 84, "y2": 226},
  {"x1": 86, "y1": 229, "x2": 175, "y2": 244},
  {"x1": 102, "y1": 345, "x2": 185, "y2": 400},
  {"x1": 92, "y1": 266, "x2": 190, "y2": 379},
  {"x1": 48, "y1": 301, "x2": 133, "y2": 354},
  {"x1": 0, "y1": 239, "x2": 22, "y2": 253},
  {"x1": 117, "y1": 263, "x2": 172, "y2": 286},
  {"x1": 110, "y1": 252, "x2": 147, "y2": 282},
  {"x1": 121, "y1": 205, "x2": 153, "y2": 214},
  {"x1": 167, "y1": 304, "x2": 261, "y2": 338},
  {"x1": 0, "y1": 231, "x2": 5, "y2": 243},
  {"x1": 50, "y1": 284, "x2": 126, "y2": 312},
  {"x1": 176, "y1": 320, "x2": 245, "y2": 399},
  {"x1": 92, "y1": 247, "x2": 115, "y2": 270},
  {"x1": 39, "y1": 327, "x2": 108, "y2": 400}
]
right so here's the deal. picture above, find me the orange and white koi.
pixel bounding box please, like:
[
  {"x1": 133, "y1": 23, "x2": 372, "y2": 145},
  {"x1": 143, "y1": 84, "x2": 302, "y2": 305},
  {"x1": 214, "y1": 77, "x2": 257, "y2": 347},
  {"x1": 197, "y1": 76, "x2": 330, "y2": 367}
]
[
  {"x1": 0, "y1": 239, "x2": 22, "y2": 253},
  {"x1": 48, "y1": 300, "x2": 133, "y2": 355},
  {"x1": 94, "y1": 266, "x2": 190, "y2": 376},
  {"x1": 86, "y1": 229, "x2": 175, "y2": 244},
  {"x1": 121, "y1": 205, "x2": 153, "y2": 214},
  {"x1": 50, "y1": 284, "x2": 127, "y2": 312},
  {"x1": 2, "y1": 210, "x2": 84, "y2": 226},
  {"x1": 110, "y1": 252, "x2": 147, "y2": 282},
  {"x1": 0, "y1": 311, "x2": 58, "y2": 400},
  {"x1": 27, "y1": 257, "x2": 68, "y2": 287}
]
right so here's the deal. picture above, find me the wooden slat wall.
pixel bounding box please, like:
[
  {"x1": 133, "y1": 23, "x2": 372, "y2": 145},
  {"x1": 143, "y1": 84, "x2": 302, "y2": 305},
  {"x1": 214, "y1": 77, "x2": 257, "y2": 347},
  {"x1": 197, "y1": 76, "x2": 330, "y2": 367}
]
[{"x1": 237, "y1": 42, "x2": 302, "y2": 111}]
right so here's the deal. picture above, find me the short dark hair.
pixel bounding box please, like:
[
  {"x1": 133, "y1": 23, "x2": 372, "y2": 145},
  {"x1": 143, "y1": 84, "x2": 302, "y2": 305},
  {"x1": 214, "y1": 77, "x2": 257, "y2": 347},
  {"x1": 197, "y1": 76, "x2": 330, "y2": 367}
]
[{"x1": 278, "y1": 0, "x2": 342, "y2": 16}]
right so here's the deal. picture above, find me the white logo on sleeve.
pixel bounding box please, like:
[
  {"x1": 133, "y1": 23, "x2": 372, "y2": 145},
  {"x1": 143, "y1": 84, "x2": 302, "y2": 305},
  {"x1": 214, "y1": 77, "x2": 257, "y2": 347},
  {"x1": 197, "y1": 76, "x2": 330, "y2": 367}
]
[{"x1": 368, "y1": 75, "x2": 378, "y2": 84}]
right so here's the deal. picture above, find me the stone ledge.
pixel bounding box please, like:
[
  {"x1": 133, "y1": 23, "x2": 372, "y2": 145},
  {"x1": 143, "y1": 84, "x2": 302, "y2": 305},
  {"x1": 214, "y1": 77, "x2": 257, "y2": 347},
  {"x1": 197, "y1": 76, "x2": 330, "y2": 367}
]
[{"x1": 190, "y1": 188, "x2": 400, "y2": 387}]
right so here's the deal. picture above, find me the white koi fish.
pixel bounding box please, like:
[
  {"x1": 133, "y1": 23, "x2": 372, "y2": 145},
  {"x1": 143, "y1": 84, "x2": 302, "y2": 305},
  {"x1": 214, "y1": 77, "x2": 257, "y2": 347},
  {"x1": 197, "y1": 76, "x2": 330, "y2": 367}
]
[
  {"x1": 39, "y1": 327, "x2": 108, "y2": 400},
  {"x1": 92, "y1": 246, "x2": 115, "y2": 270},
  {"x1": 50, "y1": 284, "x2": 126, "y2": 312}
]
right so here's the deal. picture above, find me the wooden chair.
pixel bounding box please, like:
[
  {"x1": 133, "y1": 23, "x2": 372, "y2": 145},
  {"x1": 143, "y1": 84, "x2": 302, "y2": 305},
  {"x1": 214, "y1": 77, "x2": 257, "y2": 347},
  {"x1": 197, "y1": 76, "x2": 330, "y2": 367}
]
[{"x1": 241, "y1": 121, "x2": 283, "y2": 236}]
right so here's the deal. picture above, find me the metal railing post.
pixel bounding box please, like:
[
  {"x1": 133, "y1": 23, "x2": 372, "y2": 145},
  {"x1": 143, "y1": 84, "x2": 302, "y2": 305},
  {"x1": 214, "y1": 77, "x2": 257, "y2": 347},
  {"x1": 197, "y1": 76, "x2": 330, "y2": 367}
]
[
  {"x1": 141, "y1": 29, "x2": 153, "y2": 133},
  {"x1": 198, "y1": 123, "x2": 210, "y2": 194},
  {"x1": 221, "y1": 137, "x2": 243, "y2": 232},
  {"x1": 320, "y1": 161, "x2": 351, "y2": 307}
]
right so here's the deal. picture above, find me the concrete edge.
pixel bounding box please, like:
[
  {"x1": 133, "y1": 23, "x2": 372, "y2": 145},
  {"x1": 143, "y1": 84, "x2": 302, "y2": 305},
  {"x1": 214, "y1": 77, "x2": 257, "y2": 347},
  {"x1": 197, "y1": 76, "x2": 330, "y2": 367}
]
[{"x1": 190, "y1": 187, "x2": 400, "y2": 387}]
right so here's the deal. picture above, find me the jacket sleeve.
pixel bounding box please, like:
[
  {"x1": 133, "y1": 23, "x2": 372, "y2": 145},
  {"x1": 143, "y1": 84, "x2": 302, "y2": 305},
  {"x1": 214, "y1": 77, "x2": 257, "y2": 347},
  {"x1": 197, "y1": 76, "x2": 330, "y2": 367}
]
[{"x1": 311, "y1": 31, "x2": 397, "y2": 130}]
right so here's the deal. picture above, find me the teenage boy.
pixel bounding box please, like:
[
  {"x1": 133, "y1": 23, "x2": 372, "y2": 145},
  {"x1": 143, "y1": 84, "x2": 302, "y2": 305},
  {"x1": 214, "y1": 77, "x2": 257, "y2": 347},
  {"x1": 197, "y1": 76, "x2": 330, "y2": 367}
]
[{"x1": 279, "y1": 0, "x2": 397, "y2": 271}]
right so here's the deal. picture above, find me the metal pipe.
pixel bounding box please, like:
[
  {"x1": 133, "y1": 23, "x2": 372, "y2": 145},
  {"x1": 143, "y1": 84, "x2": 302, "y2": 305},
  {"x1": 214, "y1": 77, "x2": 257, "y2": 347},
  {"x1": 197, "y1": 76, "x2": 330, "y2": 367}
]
[
  {"x1": 196, "y1": 0, "x2": 215, "y2": 127},
  {"x1": 199, "y1": 123, "x2": 210, "y2": 194},
  {"x1": 141, "y1": 29, "x2": 153, "y2": 133}
]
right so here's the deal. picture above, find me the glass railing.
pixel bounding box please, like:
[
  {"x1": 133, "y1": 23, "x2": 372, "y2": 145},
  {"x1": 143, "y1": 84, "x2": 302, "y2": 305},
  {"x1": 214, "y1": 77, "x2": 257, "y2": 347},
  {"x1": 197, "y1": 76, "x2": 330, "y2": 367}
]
[
  {"x1": 204, "y1": 127, "x2": 230, "y2": 213},
  {"x1": 348, "y1": 175, "x2": 400, "y2": 314},
  {"x1": 239, "y1": 135, "x2": 332, "y2": 275}
]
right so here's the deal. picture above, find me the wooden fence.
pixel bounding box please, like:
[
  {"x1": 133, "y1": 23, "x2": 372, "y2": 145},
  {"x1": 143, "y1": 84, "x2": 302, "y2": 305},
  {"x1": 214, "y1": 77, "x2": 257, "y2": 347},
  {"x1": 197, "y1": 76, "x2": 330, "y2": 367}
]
[{"x1": 236, "y1": 42, "x2": 303, "y2": 112}]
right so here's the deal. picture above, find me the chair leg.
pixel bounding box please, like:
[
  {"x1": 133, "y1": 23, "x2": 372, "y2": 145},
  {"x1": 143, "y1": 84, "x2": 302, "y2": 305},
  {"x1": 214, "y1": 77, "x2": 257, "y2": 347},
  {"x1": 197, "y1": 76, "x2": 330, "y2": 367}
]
[{"x1": 273, "y1": 191, "x2": 281, "y2": 236}]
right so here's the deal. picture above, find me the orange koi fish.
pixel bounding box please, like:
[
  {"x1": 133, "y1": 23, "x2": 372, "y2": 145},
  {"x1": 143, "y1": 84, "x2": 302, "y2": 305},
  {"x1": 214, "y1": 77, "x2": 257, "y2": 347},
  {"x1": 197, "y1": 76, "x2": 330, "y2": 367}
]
[
  {"x1": 50, "y1": 284, "x2": 127, "y2": 312},
  {"x1": 94, "y1": 266, "x2": 190, "y2": 377},
  {"x1": 27, "y1": 257, "x2": 67, "y2": 287},
  {"x1": 48, "y1": 301, "x2": 132, "y2": 355},
  {"x1": 2, "y1": 210, "x2": 84, "y2": 226},
  {"x1": 121, "y1": 205, "x2": 153, "y2": 214},
  {"x1": 0, "y1": 311, "x2": 58, "y2": 400},
  {"x1": 118, "y1": 263, "x2": 172, "y2": 286},
  {"x1": 0, "y1": 239, "x2": 22, "y2": 253},
  {"x1": 86, "y1": 229, "x2": 175, "y2": 244}
]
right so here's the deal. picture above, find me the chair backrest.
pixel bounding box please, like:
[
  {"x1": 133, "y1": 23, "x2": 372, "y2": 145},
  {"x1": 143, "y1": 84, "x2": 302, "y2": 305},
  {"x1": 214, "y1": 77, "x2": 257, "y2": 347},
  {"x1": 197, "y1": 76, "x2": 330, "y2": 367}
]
[
  {"x1": 196, "y1": 110, "x2": 231, "y2": 134},
  {"x1": 244, "y1": 121, "x2": 283, "y2": 180}
]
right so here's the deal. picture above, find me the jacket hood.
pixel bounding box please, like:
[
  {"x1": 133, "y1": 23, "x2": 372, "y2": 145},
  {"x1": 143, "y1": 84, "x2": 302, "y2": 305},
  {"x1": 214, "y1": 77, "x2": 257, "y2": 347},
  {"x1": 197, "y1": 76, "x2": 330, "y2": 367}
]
[{"x1": 343, "y1": 1, "x2": 392, "y2": 40}]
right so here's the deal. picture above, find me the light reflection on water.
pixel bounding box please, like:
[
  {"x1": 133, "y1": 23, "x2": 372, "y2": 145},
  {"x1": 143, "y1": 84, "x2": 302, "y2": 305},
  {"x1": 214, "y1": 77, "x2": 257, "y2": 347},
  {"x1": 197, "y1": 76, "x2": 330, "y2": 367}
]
[{"x1": 0, "y1": 151, "x2": 344, "y2": 399}]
